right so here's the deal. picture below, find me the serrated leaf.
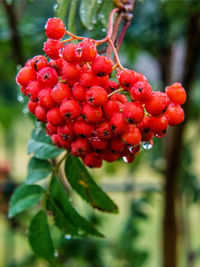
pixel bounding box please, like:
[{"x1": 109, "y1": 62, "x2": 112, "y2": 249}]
[
  {"x1": 80, "y1": 0, "x2": 100, "y2": 30},
  {"x1": 56, "y1": 0, "x2": 70, "y2": 21},
  {"x1": 28, "y1": 127, "x2": 64, "y2": 159},
  {"x1": 29, "y1": 210, "x2": 55, "y2": 262},
  {"x1": 26, "y1": 157, "x2": 52, "y2": 184},
  {"x1": 47, "y1": 175, "x2": 103, "y2": 237},
  {"x1": 9, "y1": 185, "x2": 45, "y2": 218},
  {"x1": 99, "y1": 0, "x2": 115, "y2": 28},
  {"x1": 65, "y1": 154, "x2": 118, "y2": 213}
]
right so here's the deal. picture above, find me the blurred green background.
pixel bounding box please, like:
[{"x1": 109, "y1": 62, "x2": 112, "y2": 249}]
[{"x1": 0, "y1": 0, "x2": 200, "y2": 266}]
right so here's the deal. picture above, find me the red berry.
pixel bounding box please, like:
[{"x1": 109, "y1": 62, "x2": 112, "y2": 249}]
[
  {"x1": 149, "y1": 114, "x2": 168, "y2": 133},
  {"x1": 46, "y1": 122, "x2": 57, "y2": 135},
  {"x1": 72, "y1": 83, "x2": 87, "y2": 101},
  {"x1": 83, "y1": 153, "x2": 102, "y2": 168},
  {"x1": 117, "y1": 69, "x2": 137, "y2": 89},
  {"x1": 43, "y1": 39, "x2": 63, "y2": 60},
  {"x1": 52, "y1": 134, "x2": 62, "y2": 147},
  {"x1": 57, "y1": 123, "x2": 74, "y2": 142},
  {"x1": 71, "y1": 138, "x2": 90, "y2": 157},
  {"x1": 28, "y1": 100, "x2": 37, "y2": 114},
  {"x1": 37, "y1": 67, "x2": 58, "y2": 88},
  {"x1": 62, "y1": 43, "x2": 77, "y2": 62},
  {"x1": 122, "y1": 125, "x2": 141, "y2": 145},
  {"x1": 86, "y1": 86, "x2": 108, "y2": 107},
  {"x1": 51, "y1": 83, "x2": 71, "y2": 104},
  {"x1": 38, "y1": 88, "x2": 55, "y2": 110},
  {"x1": 104, "y1": 80, "x2": 119, "y2": 93},
  {"x1": 145, "y1": 91, "x2": 170, "y2": 117},
  {"x1": 123, "y1": 102, "x2": 144, "y2": 124},
  {"x1": 45, "y1": 17, "x2": 65, "y2": 40},
  {"x1": 35, "y1": 105, "x2": 47, "y2": 122},
  {"x1": 82, "y1": 104, "x2": 103, "y2": 123},
  {"x1": 101, "y1": 150, "x2": 120, "y2": 162},
  {"x1": 58, "y1": 136, "x2": 71, "y2": 149},
  {"x1": 103, "y1": 100, "x2": 120, "y2": 120},
  {"x1": 47, "y1": 107, "x2": 64, "y2": 126},
  {"x1": 80, "y1": 70, "x2": 98, "y2": 87},
  {"x1": 89, "y1": 136, "x2": 108, "y2": 150},
  {"x1": 91, "y1": 55, "x2": 112, "y2": 77},
  {"x1": 109, "y1": 136, "x2": 125, "y2": 153},
  {"x1": 165, "y1": 103, "x2": 184, "y2": 126},
  {"x1": 130, "y1": 81, "x2": 152, "y2": 103},
  {"x1": 75, "y1": 39, "x2": 97, "y2": 62},
  {"x1": 62, "y1": 61, "x2": 81, "y2": 82},
  {"x1": 110, "y1": 93, "x2": 128, "y2": 111},
  {"x1": 25, "y1": 55, "x2": 48, "y2": 71},
  {"x1": 26, "y1": 80, "x2": 41, "y2": 101},
  {"x1": 73, "y1": 120, "x2": 94, "y2": 137},
  {"x1": 16, "y1": 66, "x2": 36, "y2": 86},
  {"x1": 165, "y1": 82, "x2": 186, "y2": 105},
  {"x1": 110, "y1": 113, "x2": 128, "y2": 134},
  {"x1": 49, "y1": 58, "x2": 63, "y2": 76},
  {"x1": 60, "y1": 99, "x2": 81, "y2": 119},
  {"x1": 96, "y1": 122, "x2": 111, "y2": 139},
  {"x1": 137, "y1": 116, "x2": 154, "y2": 142}
]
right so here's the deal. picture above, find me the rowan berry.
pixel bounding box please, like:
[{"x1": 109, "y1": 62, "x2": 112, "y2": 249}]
[
  {"x1": 38, "y1": 88, "x2": 55, "y2": 110},
  {"x1": 165, "y1": 82, "x2": 186, "y2": 105},
  {"x1": 89, "y1": 136, "x2": 108, "y2": 150},
  {"x1": 62, "y1": 43, "x2": 77, "y2": 62},
  {"x1": 43, "y1": 38, "x2": 63, "y2": 60},
  {"x1": 101, "y1": 150, "x2": 120, "y2": 162},
  {"x1": 130, "y1": 81, "x2": 152, "y2": 103},
  {"x1": 57, "y1": 123, "x2": 74, "y2": 142},
  {"x1": 49, "y1": 58, "x2": 63, "y2": 76},
  {"x1": 117, "y1": 69, "x2": 137, "y2": 89},
  {"x1": 75, "y1": 39, "x2": 97, "y2": 62},
  {"x1": 60, "y1": 99, "x2": 81, "y2": 119},
  {"x1": 28, "y1": 100, "x2": 37, "y2": 114},
  {"x1": 26, "y1": 80, "x2": 41, "y2": 101},
  {"x1": 122, "y1": 125, "x2": 141, "y2": 146},
  {"x1": 51, "y1": 83, "x2": 71, "y2": 104},
  {"x1": 16, "y1": 66, "x2": 36, "y2": 86},
  {"x1": 26, "y1": 55, "x2": 48, "y2": 71},
  {"x1": 52, "y1": 134, "x2": 62, "y2": 147},
  {"x1": 82, "y1": 104, "x2": 103, "y2": 123},
  {"x1": 62, "y1": 61, "x2": 81, "y2": 82},
  {"x1": 83, "y1": 153, "x2": 102, "y2": 168},
  {"x1": 104, "y1": 80, "x2": 119, "y2": 94},
  {"x1": 103, "y1": 100, "x2": 120, "y2": 120},
  {"x1": 91, "y1": 55, "x2": 112, "y2": 77},
  {"x1": 96, "y1": 122, "x2": 111, "y2": 139},
  {"x1": 45, "y1": 17, "x2": 65, "y2": 40},
  {"x1": 58, "y1": 136, "x2": 71, "y2": 149},
  {"x1": 137, "y1": 116, "x2": 154, "y2": 142},
  {"x1": 165, "y1": 103, "x2": 184, "y2": 126},
  {"x1": 123, "y1": 102, "x2": 144, "y2": 124},
  {"x1": 47, "y1": 107, "x2": 64, "y2": 126},
  {"x1": 109, "y1": 136, "x2": 125, "y2": 153},
  {"x1": 73, "y1": 119, "x2": 94, "y2": 137},
  {"x1": 71, "y1": 138, "x2": 90, "y2": 157},
  {"x1": 149, "y1": 114, "x2": 168, "y2": 133},
  {"x1": 110, "y1": 113, "x2": 128, "y2": 134},
  {"x1": 35, "y1": 105, "x2": 47, "y2": 122},
  {"x1": 37, "y1": 67, "x2": 58, "y2": 88},
  {"x1": 145, "y1": 91, "x2": 170, "y2": 117},
  {"x1": 86, "y1": 86, "x2": 108, "y2": 107},
  {"x1": 110, "y1": 93, "x2": 128, "y2": 111},
  {"x1": 80, "y1": 70, "x2": 98, "y2": 87},
  {"x1": 46, "y1": 122, "x2": 57, "y2": 135},
  {"x1": 72, "y1": 83, "x2": 87, "y2": 101}
]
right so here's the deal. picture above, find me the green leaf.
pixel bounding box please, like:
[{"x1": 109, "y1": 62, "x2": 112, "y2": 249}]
[
  {"x1": 9, "y1": 185, "x2": 45, "y2": 218},
  {"x1": 28, "y1": 127, "x2": 64, "y2": 159},
  {"x1": 26, "y1": 157, "x2": 52, "y2": 184},
  {"x1": 47, "y1": 175, "x2": 103, "y2": 237},
  {"x1": 80, "y1": 0, "x2": 100, "y2": 30},
  {"x1": 29, "y1": 210, "x2": 55, "y2": 262},
  {"x1": 65, "y1": 154, "x2": 118, "y2": 213},
  {"x1": 56, "y1": 0, "x2": 70, "y2": 21},
  {"x1": 99, "y1": 0, "x2": 115, "y2": 28}
]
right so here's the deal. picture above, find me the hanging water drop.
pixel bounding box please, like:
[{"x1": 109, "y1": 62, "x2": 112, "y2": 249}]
[
  {"x1": 64, "y1": 234, "x2": 72, "y2": 240},
  {"x1": 17, "y1": 94, "x2": 24, "y2": 103},
  {"x1": 54, "y1": 251, "x2": 59, "y2": 258},
  {"x1": 101, "y1": 28, "x2": 106, "y2": 33},
  {"x1": 142, "y1": 141, "x2": 153, "y2": 150},
  {"x1": 122, "y1": 156, "x2": 128, "y2": 163},
  {"x1": 53, "y1": 4, "x2": 59, "y2": 13},
  {"x1": 22, "y1": 106, "x2": 28, "y2": 115},
  {"x1": 97, "y1": 0, "x2": 102, "y2": 4}
]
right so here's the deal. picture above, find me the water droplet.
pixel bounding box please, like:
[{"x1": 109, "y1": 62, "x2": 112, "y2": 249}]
[
  {"x1": 122, "y1": 156, "x2": 128, "y2": 163},
  {"x1": 101, "y1": 28, "x2": 106, "y2": 33},
  {"x1": 53, "y1": 4, "x2": 59, "y2": 12},
  {"x1": 97, "y1": 0, "x2": 102, "y2": 4},
  {"x1": 64, "y1": 234, "x2": 72, "y2": 240},
  {"x1": 128, "y1": 146, "x2": 135, "y2": 153},
  {"x1": 142, "y1": 141, "x2": 153, "y2": 150},
  {"x1": 80, "y1": 10, "x2": 85, "y2": 15},
  {"x1": 17, "y1": 94, "x2": 24, "y2": 103},
  {"x1": 22, "y1": 106, "x2": 28, "y2": 115},
  {"x1": 54, "y1": 251, "x2": 59, "y2": 258},
  {"x1": 92, "y1": 18, "x2": 97, "y2": 24},
  {"x1": 88, "y1": 25, "x2": 93, "y2": 31}
]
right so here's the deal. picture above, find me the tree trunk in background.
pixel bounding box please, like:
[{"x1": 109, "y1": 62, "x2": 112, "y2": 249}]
[{"x1": 162, "y1": 11, "x2": 200, "y2": 267}]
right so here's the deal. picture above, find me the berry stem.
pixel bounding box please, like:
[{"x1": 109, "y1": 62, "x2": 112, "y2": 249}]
[
  {"x1": 107, "y1": 38, "x2": 124, "y2": 69},
  {"x1": 108, "y1": 88, "x2": 125, "y2": 98},
  {"x1": 62, "y1": 37, "x2": 74, "y2": 43}
]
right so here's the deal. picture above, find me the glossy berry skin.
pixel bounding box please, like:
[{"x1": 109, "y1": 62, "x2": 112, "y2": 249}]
[
  {"x1": 145, "y1": 91, "x2": 170, "y2": 117},
  {"x1": 109, "y1": 136, "x2": 125, "y2": 153},
  {"x1": 57, "y1": 123, "x2": 74, "y2": 142},
  {"x1": 123, "y1": 102, "x2": 144, "y2": 124},
  {"x1": 103, "y1": 100, "x2": 120, "y2": 120},
  {"x1": 47, "y1": 107, "x2": 64, "y2": 126},
  {"x1": 35, "y1": 106, "x2": 47, "y2": 122},
  {"x1": 104, "y1": 80, "x2": 119, "y2": 93},
  {"x1": 130, "y1": 81, "x2": 152, "y2": 103},
  {"x1": 80, "y1": 70, "x2": 99, "y2": 87},
  {"x1": 16, "y1": 66, "x2": 36, "y2": 86},
  {"x1": 26, "y1": 81, "x2": 41, "y2": 101},
  {"x1": 38, "y1": 88, "x2": 55, "y2": 110},
  {"x1": 122, "y1": 125, "x2": 141, "y2": 146},
  {"x1": 137, "y1": 116, "x2": 154, "y2": 142},
  {"x1": 45, "y1": 17, "x2": 65, "y2": 39},
  {"x1": 117, "y1": 69, "x2": 137, "y2": 89},
  {"x1": 51, "y1": 83, "x2": 71, "y2": 104},
  {"x1": 83, "y1": 153, "x2": 102, "y2": 168},
  {"x1": 149, "y1": 115, "x2": 168, "y2": 133},
  {"x1": 73, "y1": 120, "x2": 94, "y2": 137},
  {"x1": 26, "y1": 55, "x2": 48, "y2": 71},
  {"x1": 110, "y1": 94, "x2": 128, "y2": 110},
  {"x1": 165, "y1": 82, "x2": 186, "y2": 105},
  {"x1": 60, "y1": 99, "x2": 81, "y2": 120},
  {"x1": 37, "y1": 67, "x2": 58, "y2": 88},
  {"x1": 110, "y1": 113, "x2": 128, "y2": 134},
  {"x1": 43, "y1": 39, "x2": 63, "y2": 60},
  {"x1": 86, "y1": 86, "x2": 108, "y2": 107},
  {"x1": 89, "y1": 136, "x2": 108, "y2": 150},
  {"x1": 62, "y1": 43, "x2": 76, "y2": 62},
  {"x1": 71, "y1": 138, "x2": 90, "y2": 157},
  {"x1": 96, "y1": 122, "x2": 111, "y2": 139},
  {"x1": 49, "y1": 58, "x2": 63, "y2": 76},
  {"x1": 28, "y1": 100, "x2": 37, "y2": 114},
  {"x1": 82, "y1": 104, "x2": 103, "y2": 123},
  {"x1": 62, "y1": 61, "x2": 81, "y2": 82},
  {"x1": 165, "y1": 103, "x2": 184, "y2": 126},
  {"x1": 101, "y1": 150, "x2": 120, "y2": 163},
  {"x1": 46, "y1": 122, "x2": 57, "y2": 135},
  {"x1": 75, "y1": 39, "x2": 97, "y2": 62},
  {"x1": 91, "y1": 55, "x2": 113, "y2": 77},
  {"x1": 58, "y1": 136, "x2": 71, "y2": 149},
  {"x1": 72, "y1": 83, "x2": 87, "y2": 101}
]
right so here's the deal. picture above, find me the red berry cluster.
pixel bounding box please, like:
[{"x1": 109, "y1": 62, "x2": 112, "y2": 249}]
[{"x1": 16, "y1": 17, "x2": 186, "y2": 168}]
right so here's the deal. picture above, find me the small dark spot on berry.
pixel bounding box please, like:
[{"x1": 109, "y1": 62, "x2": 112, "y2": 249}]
[
  {"x1": 98, "y1": 72, "x2": 105, "y2": 77},
  {"x1": 111, "y1": 125, "x2": 116, "y2": 130},
  {"x1": 44, "y1": 74, "x2": 49, "y2": 79},
  {"x1": 89, "y1": 96, "x2": 94, "y2": 103},
  {"x1": 144, "y1": 128, "x2": 149, "y2": 133},
  {"x1": 138, "y1": 87, "x2": 142, "y2": 93},
  {"x1": 80, "y1": 134, "x2": 86, "y2": 138},
  {"x1": 124, "y1": 82, "x2": 130, "y2": 87},
  {"x1": 128, "y1": 118, "x2": 134, "y2": 124},
  {"x1": 65, "y1": 112, "x2": 71, "y2": 118}
]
